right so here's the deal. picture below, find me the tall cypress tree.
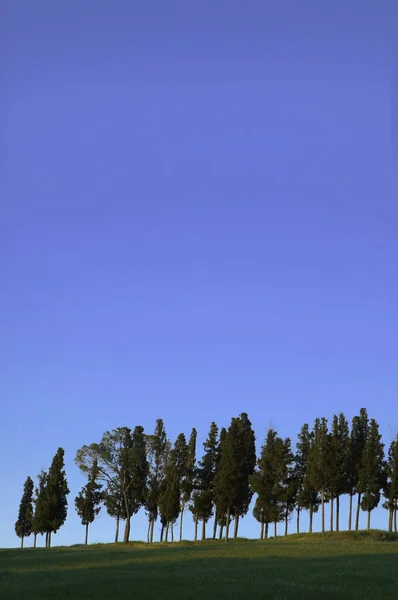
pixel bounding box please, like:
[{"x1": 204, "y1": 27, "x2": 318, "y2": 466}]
[
  {"x1": 45, "y1": 447, "x2": 70, "y2": 547},
  {"x1": 232, "y1": 413, "x2": 256, "y2": 538},
  {"x1": 279, "y1": 437, "x2": 297, "y2": 536},
  {"x1": 158, "y1": 446, "x2": 180, "y2": 542},
  {"x1": 75, "y1": 459, "x2": 103, "y2": 545},
  {"x1": 359, "y1": 418, "x2": 386, "y2": 530},
  {"x1": 124, "y1": 425, "x2": 149, "y2": 542},
  {"x1": 191, "y1": 422, "x2": 219, "y2": 540},
  {"x1": 249, "y1": 429, "x2": 286, "y2": 540},
  {"x1": 307, "y1": 418, "x2": 329, "y2": 534},
  {"x1": 383, "y1": 436, "x2": 398, "y2": 533},
  {"x1": 347, "y1": 409, "x2": 369, "y2": 530},
  {"x1": 145, "y1": 419, "x2": 169, "y2": 543},
  {"x1": 295, "y1": 424, "x2": 311, "y2": 534},
  {"x1": 15, "y1": 476, "x2": 34, "y2": 548},
  {"x1": 180, "y1": 428, "x2": 197, "y2": 541},
  {"x1": 31, "y1": 471, "x2": 48, "y2": 548},
  {"x1": 214, "y1": 418, "x2": 241, "y2": 542}
]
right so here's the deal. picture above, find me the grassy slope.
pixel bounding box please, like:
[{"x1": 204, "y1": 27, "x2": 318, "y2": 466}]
[{"x1": 1, "y1": 531, "x2": 398, "y2": 600}]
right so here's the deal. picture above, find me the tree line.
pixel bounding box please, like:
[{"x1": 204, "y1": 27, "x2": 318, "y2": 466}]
[{"x1": 15, "y1": 409, "x2": 398, "y2": 548}]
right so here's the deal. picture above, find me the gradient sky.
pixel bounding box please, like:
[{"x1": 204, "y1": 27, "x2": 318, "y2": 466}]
[{"x1": 1, "y1": 1, "x2": 395, "y2": 548}]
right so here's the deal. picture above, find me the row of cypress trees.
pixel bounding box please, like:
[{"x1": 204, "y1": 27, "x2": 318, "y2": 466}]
[{"x1": 15, "y1": 409, "x2": 398, "y2": 548}]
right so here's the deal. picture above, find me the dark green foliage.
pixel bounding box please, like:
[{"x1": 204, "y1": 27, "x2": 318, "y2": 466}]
[
  {"x1": 45, "y1": 448, "x2": 70, "y2": 546},
  {"x1": 307, "y1": 418, "x2": 329, "y2": 534},
  {"x1": 158, "y1": 448, "x2": 181, "y2": 540},
  {"x1": 384, "y1": 436, "x2": 398, "y2": 532},
  {"x1": 15, "y1": 476, "x2": 34, "y2": 548},
  {"x1": 75, "y1": 459, "x2": 102, "y2": 544},
  {"x1": 102, "y1": 482, "x2": 124, "y2": 542},
  {"x1": 359, "y1": 418, "x2": 386, "y2": 530},
  {"x1": 145, "y1": 419, "x2": 169, "y2": 542},
  {"x1": 232, "y1": 413, "x2": 257, "y2": 534},
  {"x1": 75, "y1": 426, "x2": 148, "y2": 544},
  {"x1": 295, "y1": 424, "x2": 319, "y2": 533},
  {"x1": 249, "y1": 429, "x2": 291, "y2": 538},
  {"x1": 179, "y1": 428, "x2": 197, "y2": 541},
  {"x1": 348, "y1": 408, "x2": 369, "y2": 530},
  {"x1": 327, "y1": 413, "x2": 350, "y2": 531},
  {"x1": 31, "y1": 471, "x2": 49, "y2": 544},
  {"x1": 214, "y1": 418, "x2": 242, "y2": 541},
  {"x1": 191, "y1": 422, "x2": 219, "y2": 538}
]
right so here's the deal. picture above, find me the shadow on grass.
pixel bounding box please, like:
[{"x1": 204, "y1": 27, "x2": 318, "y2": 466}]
[{"x1": 1, "y1": 547, "x2": 398, "y2": 600}]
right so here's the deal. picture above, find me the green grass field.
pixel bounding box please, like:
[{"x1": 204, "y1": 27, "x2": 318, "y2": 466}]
[{"x1": 1, "y1": 531, "x2": 397, "y2": 599}]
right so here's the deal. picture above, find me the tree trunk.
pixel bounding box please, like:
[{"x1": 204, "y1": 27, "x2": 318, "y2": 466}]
[
  {"x1": 45, "y1": 531, "x2": 49, "y2": 548},
  {"x1": 265, "y1": 522, "x2": 269, "y2": 539},
  {"x1": 284, "y1": 514, "x2": 288, "y2": 536},
  {"x1": 171, "y1": 523, "x2": 174, "y2": 543},
  {"x1": 219, "y1": 524, "x2": 224, "y2": 541},
  {"x1": 160, "y1": 523, "x2": 164, "y2": 542},
  {"x1": 85, "y1": 523, "x2": 89, "y2": 545},
  {"x1": 115, "y1": 516, "x2": 120, "y2": 543},
  {"x1": 48, "y1": 532, "x2": 52, "y2": 548},
  {"x1": 194, "y1": 517, "x2": 198, "y2": 541},
  {"x1": 165, "y1": 522, "x2": 169, "y2": 542},
  {"x1": 394, "y1": 505, "x2": 397, "y2": 533},
  {"x1": 21, "y1": 536, "x2": 24, "y2": 549},
  {"x1": 336, "y1": 495, "x2": 340, "y2": 532},
  {"x1": 355, "y1": 493, "x2": 361, "y2": 531},
  {"x1": 213, "y1": 514, "x2": 218, "y2": 540},
  {"x1": 348, "y1": 493, "x2": 353, "y2": 531},
  {"x1": 225, "y1": 509, "x2": 230, "y2": 543},
  {"x1": 309, "y1": 504, "x2": 313, "y2": 534},
  {"x1": 150, "y1": 519, "x2": 154, "y2": 543},
  {"x1": 321, "y1": 488, "x2": 325, "y2": 535},
  {"x1": 330, "y1": 497, "x2": 334, "y2": 532},
  {"x1": 123, "y1": 516, "x2": 131, "y2": 543},
  {"x1": 260, "y1": 521, "x2": 264, "y2": 540},
  {"x1": 388, "y1": 508, "x2": 393, "y2": 533},
  {"x1": 274, "y1": 521, "x2": 277, "y2": 538},
  {"x1": 201, "y1": 519, "x2": 206, "y2": 541},
  {"x1": 297, "y1": 508, "x2": 300, "y2": 534},
  {"x1": 180, "y1": 508, "x2": 184, "y2": 542},
  {"x1": 367, "y1": 510, "x2": 371, "y2": 531},
  {"x1": 34, "y1": 533, "x2": 37, "y2": 548},
  {"x1": 234, "y1": 514, "x2": 239, "y2": 539}
]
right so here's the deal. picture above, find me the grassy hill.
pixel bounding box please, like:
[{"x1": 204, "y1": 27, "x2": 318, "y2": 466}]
[{"x1": 1, "y1": 531, "x2": 397, "y2": 599}]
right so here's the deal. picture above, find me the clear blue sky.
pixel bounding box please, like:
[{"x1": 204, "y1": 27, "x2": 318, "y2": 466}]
[{"x1": 1, "y1": 1, "x2": 395, "y2": 548}]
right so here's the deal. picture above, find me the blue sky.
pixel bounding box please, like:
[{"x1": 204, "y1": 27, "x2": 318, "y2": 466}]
[{"x1": 1, "y1": 1, "x2": 395, "y2": 547}]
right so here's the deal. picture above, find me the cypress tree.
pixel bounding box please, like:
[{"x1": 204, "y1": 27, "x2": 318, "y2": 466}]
[
  {"x1": 359, "y1": 418, "x2": 386, "y2": 530},
  {"x1": 45, "y1": 447, "x2": 70, "y2": 547},
  {"x1": 214, "y1": 418, "x2": 241, "y2": 543},
  {"x1": 75, "y1": 459, "x2": 102, "y2": 545},
  {"x1": 191, "y1": 422, "x2": 219, "y2": 540},
  {"x1": 180, "y1": 428, "x2": 197, "y2": 541},
  {"x1": 307, "y1": 418, "x2": 329, "y2": 534},
  {"x1": 31, "y1": 471, "x2": 48, "y2": 547},
  {"x1": 295, "y1": 424, "x2": 311, "y2": 534},
  {"x1": 15, "y1": 476, "x2": 34, "y2": 548},
  {"x1": 279, "y1": 438, "x2": 297, "y2": 536},
  {"x1": 249, "y1": 429, "x2": 286, "y2": 540},
  {"x1": 232, "y1": 413, "x2": 256, "y2": 538},
  {"x1": 123, "y1": 425, "x2": 149, "y2": 542},
  {"x1": 383, "y1": 436, "x2": 398, "y2": 533},
  {"x1": 172, "y1": 432, "x2": 188, "y2": 540},
  {"x1": 145, "y1": 419, "x2": 169, "y2": 543},
  {"x1": 158, "y1": 448, "x2": 180, "y2": 541},
  {"x1": 347, "y1": 409, "x2": 369, "y2": 530},
  {"x1": 333, "y1": 413, "x2": 350, "y2": 531}
]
